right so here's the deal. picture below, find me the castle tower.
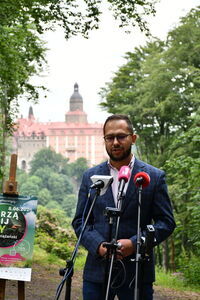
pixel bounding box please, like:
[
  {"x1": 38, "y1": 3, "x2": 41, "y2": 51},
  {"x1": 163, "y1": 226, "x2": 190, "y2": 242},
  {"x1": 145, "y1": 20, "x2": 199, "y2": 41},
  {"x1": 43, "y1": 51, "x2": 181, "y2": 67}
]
[
  {"x1": 28, "y1": 106, "x2": 34, "y2": 120},
  {"x1": 65, "y1": 83, "x2": 88, "y2": 123}
]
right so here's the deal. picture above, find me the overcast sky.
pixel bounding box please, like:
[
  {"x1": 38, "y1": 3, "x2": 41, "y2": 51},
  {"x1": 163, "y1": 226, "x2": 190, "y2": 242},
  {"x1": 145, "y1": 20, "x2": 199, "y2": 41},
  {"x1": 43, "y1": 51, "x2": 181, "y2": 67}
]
[{"x1": 18, "y1": 0, "x2": 199, "y2": 124}]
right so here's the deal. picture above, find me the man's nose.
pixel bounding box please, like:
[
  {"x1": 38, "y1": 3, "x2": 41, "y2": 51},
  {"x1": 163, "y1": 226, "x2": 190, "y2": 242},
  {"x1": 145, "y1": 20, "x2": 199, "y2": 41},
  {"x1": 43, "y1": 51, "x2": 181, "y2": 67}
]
[{"x1": 113, "y1": 136, "x2": 119, "y2": 144}]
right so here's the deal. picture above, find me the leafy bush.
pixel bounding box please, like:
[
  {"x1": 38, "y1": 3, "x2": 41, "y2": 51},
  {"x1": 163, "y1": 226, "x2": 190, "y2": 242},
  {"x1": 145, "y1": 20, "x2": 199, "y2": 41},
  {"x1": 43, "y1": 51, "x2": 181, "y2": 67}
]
[
  {"x1": 35, "y1": 205, "x2": 78, "y2": 261},
  {"x1": 51, "y1": 242, "x2": 72, "y2": 260},
  {"x1": 35, "y1": 233, "x2": 55, "y2": 253},
  {"x1": 179, "y1": 255, "x2": 200, "y2": 286}
]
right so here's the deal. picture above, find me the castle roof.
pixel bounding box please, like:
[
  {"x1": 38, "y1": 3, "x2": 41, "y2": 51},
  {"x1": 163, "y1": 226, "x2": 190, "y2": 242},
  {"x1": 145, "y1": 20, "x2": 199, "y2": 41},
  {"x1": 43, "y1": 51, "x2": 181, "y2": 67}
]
[
  {"x1": 15, "y1": 83, "x2": 103, "y2": 137},
  {"x1": 70, "y1": 83, "x2": 83, "y2": 102}
]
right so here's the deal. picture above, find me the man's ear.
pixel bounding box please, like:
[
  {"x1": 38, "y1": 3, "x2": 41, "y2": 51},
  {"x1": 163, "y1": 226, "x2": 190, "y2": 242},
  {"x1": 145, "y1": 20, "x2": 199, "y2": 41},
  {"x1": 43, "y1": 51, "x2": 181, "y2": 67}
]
[{"x1": 132, "y1": 134, "x2": 137, "y2": 144}]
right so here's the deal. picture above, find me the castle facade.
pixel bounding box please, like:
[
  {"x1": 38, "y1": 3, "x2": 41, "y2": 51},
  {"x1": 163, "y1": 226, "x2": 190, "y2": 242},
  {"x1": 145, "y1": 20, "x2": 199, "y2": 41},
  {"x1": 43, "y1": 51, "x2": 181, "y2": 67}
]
[{"x1": 14, "y1": 83, "x2": 107, "y2": 170}]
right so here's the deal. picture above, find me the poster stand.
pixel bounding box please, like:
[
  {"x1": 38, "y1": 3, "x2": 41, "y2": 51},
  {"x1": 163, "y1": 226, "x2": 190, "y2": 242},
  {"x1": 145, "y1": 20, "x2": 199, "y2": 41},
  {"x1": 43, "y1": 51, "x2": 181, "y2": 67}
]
[{"x1": 0, "y1": 154, "x2": 25, "y2": 300}]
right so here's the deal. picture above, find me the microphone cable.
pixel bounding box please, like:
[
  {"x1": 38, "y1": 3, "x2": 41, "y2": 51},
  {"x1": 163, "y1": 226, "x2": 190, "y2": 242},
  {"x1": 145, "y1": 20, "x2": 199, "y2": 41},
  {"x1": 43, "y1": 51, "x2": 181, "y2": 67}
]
[{"x1": 110, "y1": 258, "x2": 126, "y2": 289}]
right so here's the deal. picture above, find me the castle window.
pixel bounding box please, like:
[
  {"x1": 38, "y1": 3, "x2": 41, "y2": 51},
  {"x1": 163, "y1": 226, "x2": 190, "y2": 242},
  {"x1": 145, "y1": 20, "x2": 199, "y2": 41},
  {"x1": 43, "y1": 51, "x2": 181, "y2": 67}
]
[
  {"x1": 21, "y1": 160, "x2": 26, "y2": 170},
  {"x1": 41, "y1": 131, "x2": 45, "y2": 139}
]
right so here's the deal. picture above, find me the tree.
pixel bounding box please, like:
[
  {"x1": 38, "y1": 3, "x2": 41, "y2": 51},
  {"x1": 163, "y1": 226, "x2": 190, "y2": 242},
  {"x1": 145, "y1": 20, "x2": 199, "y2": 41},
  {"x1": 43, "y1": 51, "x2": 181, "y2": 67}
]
[
  {"x1": 100, "y1": 39, "x2": 171, "y2": 165},
  {"x1": 0, "y1": 0, "x2": 157, "y2": 38},
  {"x1": 0, "y1": 24, "x2": 46, "y2": 186},
  {"x1": 47, "y1": 172, "x2": 74, "y2": 204},
  {"x1": 165, "y1": 111, "x2": 200, "y2": 258},
  {"x1": 19, "y1": 175, "x2": 42, "y2": 196},
  {"x1": 100, "y1": 7, "x2": 200, "y2": 167},
  {"x1": 38, "y1": 188, "x2": 52, "y2": 206},
  {"x1": 30, "y1": 148, "x2": 70, "y2": 175},
  {"x1": 18, "y1": 149, "x2": 88, "y2": 214},
  {"x1": 62, "y1": 194, "x2": 77, "y2": 217},
  {"x1": 69, "y1": 157, "x2": 89, "y2": 188}
]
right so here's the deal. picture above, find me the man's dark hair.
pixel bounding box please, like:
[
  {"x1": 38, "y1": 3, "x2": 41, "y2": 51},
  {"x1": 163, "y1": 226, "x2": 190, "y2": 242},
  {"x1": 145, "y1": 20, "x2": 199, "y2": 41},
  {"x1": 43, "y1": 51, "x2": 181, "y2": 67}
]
[{"x1": 103, "y1": 114, "x2": 134, "y2": 134}]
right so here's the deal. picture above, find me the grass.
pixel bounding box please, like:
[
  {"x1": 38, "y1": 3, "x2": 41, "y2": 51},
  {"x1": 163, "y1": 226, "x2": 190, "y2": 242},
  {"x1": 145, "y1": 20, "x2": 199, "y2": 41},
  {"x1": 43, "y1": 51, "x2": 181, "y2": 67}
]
[
  {"x1": 33, "y1": 245, "x2": 65, "y2": 267},
  {"x1": 33, "y1": 246, "x2": 200, "y2": 295},
  {"x1": 33, "y1": 244, "x2": 86, "y2": 270},
  {"x1": 155, "y1": 267, "x2": 200, "y2": 293}
]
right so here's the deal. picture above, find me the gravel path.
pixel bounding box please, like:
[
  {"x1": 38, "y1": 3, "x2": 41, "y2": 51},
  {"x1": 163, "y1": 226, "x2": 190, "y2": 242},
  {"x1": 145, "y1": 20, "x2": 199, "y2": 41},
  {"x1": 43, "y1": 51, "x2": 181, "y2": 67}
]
[{"x1": 2, "y1": 264, "x2": 200, "y2": 299}]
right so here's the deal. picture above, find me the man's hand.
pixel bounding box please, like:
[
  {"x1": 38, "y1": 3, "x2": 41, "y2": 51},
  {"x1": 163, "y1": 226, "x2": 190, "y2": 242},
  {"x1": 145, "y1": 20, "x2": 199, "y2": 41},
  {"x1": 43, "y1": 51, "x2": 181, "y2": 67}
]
[
  {"x1": 117, "y1": 239, "x2": 135, "y2": 258},
  {"x1": 98, "y1": 239, "x2": 135, "y2": 259},
  {"x1": 98, "y1": 242, "x2": 107, "y2": 257}
]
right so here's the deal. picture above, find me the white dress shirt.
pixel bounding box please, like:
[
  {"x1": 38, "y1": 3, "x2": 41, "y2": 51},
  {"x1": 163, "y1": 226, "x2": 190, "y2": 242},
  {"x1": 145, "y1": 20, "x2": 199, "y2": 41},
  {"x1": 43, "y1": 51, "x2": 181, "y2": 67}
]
[{"x1": 108, "y1": 156, "x2": 135, "y2": 207}]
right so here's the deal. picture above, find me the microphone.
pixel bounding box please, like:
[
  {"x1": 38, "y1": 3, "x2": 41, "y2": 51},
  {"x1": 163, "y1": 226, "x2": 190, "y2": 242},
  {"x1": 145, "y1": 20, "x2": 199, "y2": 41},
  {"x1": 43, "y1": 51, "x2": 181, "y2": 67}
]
[
  {"x1": 134, "y1": 172, "x2": 150, "y2": 188},
  {"x1": 90, "y1": 180, "x2": 104, "y2": 189},
  {"x1": 117, "y1": 166, "x2": 131, "y2": 199},
  {"x1": 90, "y1": 175, "x2": 113, "y2": 196}
]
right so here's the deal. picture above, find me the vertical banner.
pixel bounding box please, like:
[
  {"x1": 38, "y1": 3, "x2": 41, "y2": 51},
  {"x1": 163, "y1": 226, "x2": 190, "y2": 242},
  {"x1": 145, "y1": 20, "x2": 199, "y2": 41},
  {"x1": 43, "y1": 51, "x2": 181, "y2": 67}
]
[{"x1": 0, "y1": 194, "x2": 37, "y2": 281}]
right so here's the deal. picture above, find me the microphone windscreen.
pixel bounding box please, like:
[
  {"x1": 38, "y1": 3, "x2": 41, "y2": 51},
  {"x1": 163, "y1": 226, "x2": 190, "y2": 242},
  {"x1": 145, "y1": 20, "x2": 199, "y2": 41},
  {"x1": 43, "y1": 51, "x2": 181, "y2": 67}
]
[
  {"x1": 118, "y1": 166, "x2": 131, "y2": 182},
  {"x1": 134, "y1": 172, "x2": 150, "y2": 188}
]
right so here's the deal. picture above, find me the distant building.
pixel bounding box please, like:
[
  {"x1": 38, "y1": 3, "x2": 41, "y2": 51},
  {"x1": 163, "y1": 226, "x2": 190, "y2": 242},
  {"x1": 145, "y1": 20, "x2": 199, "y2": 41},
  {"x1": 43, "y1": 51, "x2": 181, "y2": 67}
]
[{"x1": 14, "y1": 83, "x2": 107, "y2": 171}]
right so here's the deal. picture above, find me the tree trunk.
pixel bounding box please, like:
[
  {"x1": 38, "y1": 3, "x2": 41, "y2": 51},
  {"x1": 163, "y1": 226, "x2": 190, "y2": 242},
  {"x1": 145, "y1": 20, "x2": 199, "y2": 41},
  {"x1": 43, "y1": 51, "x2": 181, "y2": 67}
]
[
  {"x1": 170, "y1": 235, "x2": 176, "y2": 271},
  {"x1": 162, "y1": 239, "x2": 169, "y2": 272}
]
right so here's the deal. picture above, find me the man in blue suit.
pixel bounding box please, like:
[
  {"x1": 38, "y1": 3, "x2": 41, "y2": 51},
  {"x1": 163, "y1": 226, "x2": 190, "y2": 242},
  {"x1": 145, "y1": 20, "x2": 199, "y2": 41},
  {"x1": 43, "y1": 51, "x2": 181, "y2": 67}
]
[{"x1": 72, "y1": 114, "x2": 175, "y2": 300}]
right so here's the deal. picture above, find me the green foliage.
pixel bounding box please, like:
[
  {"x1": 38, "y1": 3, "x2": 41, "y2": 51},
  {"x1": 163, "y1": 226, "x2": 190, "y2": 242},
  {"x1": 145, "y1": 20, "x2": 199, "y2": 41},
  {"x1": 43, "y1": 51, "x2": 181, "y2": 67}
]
[
  {"x1": 17, "y1": 148, "x2": 87, "y2": 216},
  {"x1": 0, "y1": 0, "x2": 158, "y2": 38},
  {"x1": 155, "y1": 267, "x2": 200, "y2": 292},
  {"x1": 24, "y1": 148, "x2": 75, "y2": 210},
  {"x1": 35, "y1": 205, "x2": 76, "y2": 260},
  {"x1": 100, "y1": 7, "x2": 200, "y2": 167},
  {"x1": 46, "y1": 200, "x2": 62, "y2": 211},
  {"x1": 69, "y1": 157, "x2": 89, "y2": 187},
  {"x1": 165, "y1": 121, "x2": 200, "y2": 257},
  {"x1": 51, "y1": 241, "x2": 72, "y2": 260},
  {"x1": 19, "y1": 175, "x2": 42, "y2": 196},
  {"x1": 30, "y1": 148, "x2": 70, "y2": 175},
  {"x1": 33, "y1": 244, "x2": 65, "y2": 266},
  {"x1": 179, "y1": 255, "x2": 200, "y2": 286},
  {"x1": 48, "y1": 172, "x2": 73, "y2": 203},
  {"x1": 0, "y1": 12, "x2": 46, "y2": 185},
  {"x1": 62, "y1": 194, "x2": 77, "y2": 217},
  {"x1": 38, "y1": 188, "x2": 52, "y2": 206}
]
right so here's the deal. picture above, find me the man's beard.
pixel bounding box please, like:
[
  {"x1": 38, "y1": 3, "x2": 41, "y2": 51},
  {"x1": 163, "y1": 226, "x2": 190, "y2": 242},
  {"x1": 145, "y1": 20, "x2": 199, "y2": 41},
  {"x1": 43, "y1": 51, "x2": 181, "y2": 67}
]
[{"x1": 106, "y1": 146, "x2": 132, "y2": 162}]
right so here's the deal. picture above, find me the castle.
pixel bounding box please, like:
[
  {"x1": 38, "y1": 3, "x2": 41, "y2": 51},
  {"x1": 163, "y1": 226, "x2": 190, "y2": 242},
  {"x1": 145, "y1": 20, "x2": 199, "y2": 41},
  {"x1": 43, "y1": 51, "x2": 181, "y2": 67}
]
[{"x1": 14, "y1": 83, "x2": 107, "y2": 170}]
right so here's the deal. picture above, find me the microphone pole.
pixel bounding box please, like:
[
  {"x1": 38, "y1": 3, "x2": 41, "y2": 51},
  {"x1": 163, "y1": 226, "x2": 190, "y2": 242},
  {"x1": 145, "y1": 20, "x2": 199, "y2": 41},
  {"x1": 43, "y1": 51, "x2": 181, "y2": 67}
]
[
  {"x1": 55, "y1": 184, "x2": 102, "y2": 300},
  {"x1": 104, "y1": 166, "x2": 131, "y2": 300},
  {"x1": 134, "y1": 183, "x2": 142, "y2": 300},
  {"x1": 133, "y1": 172, "x2": 150, "y2": 300}
]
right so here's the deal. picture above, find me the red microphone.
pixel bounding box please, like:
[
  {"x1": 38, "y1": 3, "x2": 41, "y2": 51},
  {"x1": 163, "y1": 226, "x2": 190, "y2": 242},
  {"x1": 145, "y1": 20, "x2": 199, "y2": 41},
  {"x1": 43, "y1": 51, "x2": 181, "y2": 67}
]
[
  {"x1": 117, "y1": 166, "x2": 131, "y2": 199},
  {"x1": 134, "y1": 172, "x2": 150, "y2": 188}
]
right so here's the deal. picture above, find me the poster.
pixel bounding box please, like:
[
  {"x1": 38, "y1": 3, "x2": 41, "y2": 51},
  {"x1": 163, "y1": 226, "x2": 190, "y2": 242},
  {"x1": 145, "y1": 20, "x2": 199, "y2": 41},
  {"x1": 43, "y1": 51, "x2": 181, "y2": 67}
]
[{"x1": 0, "y1": 194, "x2": 37, "y2": 281}]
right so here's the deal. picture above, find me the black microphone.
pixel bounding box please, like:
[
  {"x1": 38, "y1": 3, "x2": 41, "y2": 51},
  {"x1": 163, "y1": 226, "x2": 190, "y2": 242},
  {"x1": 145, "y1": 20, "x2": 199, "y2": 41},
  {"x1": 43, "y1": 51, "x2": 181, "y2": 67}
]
[
  {"x1": 90, "y1": 175, "x2": 113, "y2": 195},
  {"x1": 90, "y1": 180, "x2": 104, "y2": 189}
]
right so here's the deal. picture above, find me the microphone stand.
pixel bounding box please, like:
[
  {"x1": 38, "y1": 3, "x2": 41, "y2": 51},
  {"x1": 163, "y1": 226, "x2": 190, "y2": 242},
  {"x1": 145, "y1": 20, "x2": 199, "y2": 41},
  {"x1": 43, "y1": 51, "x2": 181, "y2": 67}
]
[
  {"x1": 55, "y1": 187, "x2": 101, "y2": 300},
  {"x1": 134, "y1": 184, "x2": 143, "y2": 300},
  {"x1": 103, "y1": 192, "x2": 125, "y2": 300}
]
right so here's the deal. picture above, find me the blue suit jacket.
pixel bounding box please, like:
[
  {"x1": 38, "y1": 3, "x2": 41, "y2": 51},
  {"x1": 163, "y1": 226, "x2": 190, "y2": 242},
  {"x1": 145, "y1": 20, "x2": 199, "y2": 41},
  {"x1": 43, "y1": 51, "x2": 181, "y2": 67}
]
[{"x1": 72, "y1": 158, "x2": 176, "y2": 284}]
